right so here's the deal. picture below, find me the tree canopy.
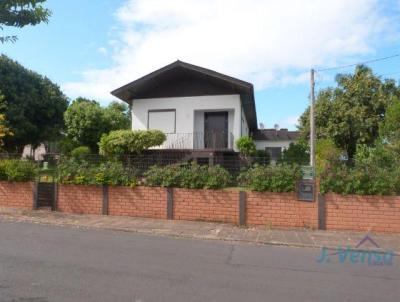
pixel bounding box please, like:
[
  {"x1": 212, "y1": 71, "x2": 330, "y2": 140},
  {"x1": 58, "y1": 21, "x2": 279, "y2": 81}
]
[
  {"x1": 380, "y1": 96, "x2": 400, "y2": 144},
  {"x1": 0, "y1": 0, "x2": 51, "y2": 43},
  {"x1": 64, "y1": 98, "x2": 131, "y2": 152},
  {"x1": 0, "y1": 55, "x2": 68, "y2": 152},
  {"x1": 299, "y1": 65, "x2": 400, "y2": 160}
]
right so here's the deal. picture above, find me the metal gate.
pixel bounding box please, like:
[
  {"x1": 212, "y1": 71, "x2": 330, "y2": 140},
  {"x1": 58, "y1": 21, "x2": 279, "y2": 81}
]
[
  {"x1": 35, "y1": 168, "x2": 57, "y2": 210},
  {"x1": 36, "y1": 182, "x2": 56, "y2": 209}
]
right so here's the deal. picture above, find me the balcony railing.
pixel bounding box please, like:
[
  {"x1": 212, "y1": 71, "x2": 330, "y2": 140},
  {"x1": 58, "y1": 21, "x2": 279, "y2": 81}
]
[{"x1": 152, "y1": 131, "x2": 234, "y2": 150}]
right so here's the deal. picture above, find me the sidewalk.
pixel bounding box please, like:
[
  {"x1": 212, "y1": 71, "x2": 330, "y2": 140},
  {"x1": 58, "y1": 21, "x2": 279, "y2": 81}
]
[{"x1": 1, "y1": 207, "x2": 399, "y2": 254}]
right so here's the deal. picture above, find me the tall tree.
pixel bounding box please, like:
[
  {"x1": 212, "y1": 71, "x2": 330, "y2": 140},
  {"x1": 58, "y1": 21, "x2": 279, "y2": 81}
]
[
  {"x1": 299, "y1": 65, "x2": 400, "y2": 160},
  {"x1": 0, "y1": 92, "x2": 12, "y2": 149},
  {"x1": 0, "y1": 55, "x2": 68, "y2": 152},
  {"x1": 0, "y1": 0, "x2": 51, "y2": 43},
  {"x1": 380, "y1": 96, "x2": 400, "y2": 143},
  {"x1": 64, "y1": 98, "x2": 130, "y2": 152}
]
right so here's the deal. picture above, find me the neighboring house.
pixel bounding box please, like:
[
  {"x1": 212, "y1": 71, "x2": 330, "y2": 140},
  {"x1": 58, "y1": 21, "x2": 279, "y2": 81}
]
[
  {"x1": 111, "y1": 60, "x2": 256, "y2": 152},
  {"x1": 253, "y1": 128, "x2": 300, "y2": 163},
  {"x1": 111, "y1": 60, "x2": 298, "y2": 156}
]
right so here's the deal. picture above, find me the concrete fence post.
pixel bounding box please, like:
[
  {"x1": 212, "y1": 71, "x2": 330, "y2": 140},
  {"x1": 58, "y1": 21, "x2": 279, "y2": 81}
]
[
  {"x1": 167, "y1": 187, "x2": 174, "y2": 220},
  {"x1": 32, "y1": 182, "x2": 38, "y2": 210},
  {"x1": 239, "y1": 191, "x2": 246, "y2": 226},
  {"x1": 317, "y1": 193, "x2": 326, "y2": 230},
  {"x1": 52, "y1": 182, "x2": 58, "y2": 211},
  {"x1": 102, "y1": 185, "x2": 109, "y2": 215}
]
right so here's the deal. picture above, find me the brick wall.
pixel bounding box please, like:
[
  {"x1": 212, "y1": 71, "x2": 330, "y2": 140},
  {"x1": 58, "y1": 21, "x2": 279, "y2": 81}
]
[
  {"x1": 246, "y1": 192, "x2": 318, "y2": 228},
  {"x1": 173, "y1": 188, "x2": 239, "y2": 223},
  {"x1": 58, "y1": 184, "x2": 102, "y2": 215},
  {"x1": 109, "y1": 186, "x2": 167, "y2": 219},
  {"x1": 1, "y1": 181, "x2": 400, "y2": 233},
  {"x1": 325, "y1": 194, "x2": 400, "y2": 233},
  {"x1": 0, "y1": 181, "x2": 33, "y2": 209}
]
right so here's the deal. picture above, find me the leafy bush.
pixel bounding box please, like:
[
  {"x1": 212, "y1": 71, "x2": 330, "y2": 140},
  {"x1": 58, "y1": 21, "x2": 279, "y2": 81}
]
[
  {"x1": 0, "y1": 159, "x2": 37, "y2": 182},
  {"x1": 320, "y1": 142, "x2": 400, "y2": 195},
  {"x1": 57, "y1": 158, "x2": 137, "y2": 187},
  {"x1": 71, "y1": 146, "x2": 91, "y2": 159},
  {"x1": 99, "y1": 130, "x2": 166, "y2": 156},
  {"x1": 144, "y1": 163, "x2": 231, "y2": 189},
  {"x1": 235, "y1": 136, "x2": 256, "y2": 157},
  {"x1": 279, "y1": 142, "x2": 309, "y2": 165},
  {"x1": 238, "y1": 164, "x2": 301, "y2": 192},
  {"x1": 320, "y1": 164, "x2": 400, "y2": 195}
]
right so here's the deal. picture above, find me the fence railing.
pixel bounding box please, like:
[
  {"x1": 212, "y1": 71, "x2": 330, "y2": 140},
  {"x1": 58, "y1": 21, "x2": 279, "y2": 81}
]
[
  {"x1": 0, "y1": 152, "x2": 270, "y2": 176},
  {"x1": 153, "y1": 131, "x2": 234, "y2": 150}
]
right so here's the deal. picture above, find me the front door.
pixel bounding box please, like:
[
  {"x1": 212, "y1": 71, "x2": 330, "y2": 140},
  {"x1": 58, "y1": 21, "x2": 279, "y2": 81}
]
[{"x1": 204, "y1": 111, "x2": 228, "y2": 149}]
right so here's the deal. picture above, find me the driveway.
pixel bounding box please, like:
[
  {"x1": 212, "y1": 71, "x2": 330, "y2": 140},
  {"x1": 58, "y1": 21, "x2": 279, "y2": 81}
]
[{"x1": 0, "y1": 221, "x2": 398, "y2": 302}]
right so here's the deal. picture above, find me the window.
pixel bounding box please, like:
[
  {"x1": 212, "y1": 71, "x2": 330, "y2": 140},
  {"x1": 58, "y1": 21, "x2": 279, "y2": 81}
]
[
  {"x1": 266, "y1": 147, "x2": 282, "y2": 162},
  {"x1": 148, "y1": 110, "x2": 176, "y2": 133}
]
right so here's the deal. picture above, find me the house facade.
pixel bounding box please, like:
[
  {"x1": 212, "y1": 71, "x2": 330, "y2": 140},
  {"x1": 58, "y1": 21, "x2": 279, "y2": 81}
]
[
  {"x1": 111, "y1": 60, "x2": 298, "y2": 155},
  {"x1": 253, "y1": 128, "x2": 300, "y2": 164},
  {"x1": 111, "y1": 61, "x2": 256, "y2": 152}
]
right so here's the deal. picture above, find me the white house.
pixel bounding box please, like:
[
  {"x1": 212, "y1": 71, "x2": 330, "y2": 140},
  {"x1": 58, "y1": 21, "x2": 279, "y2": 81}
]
[
  {"x1": 252, "y1": 128, "x2": 300, "y2": 163},
  {"x1": 111, "y1": 60, "x2": 298, "y2": 155},
  {"x1": 111, "y1": 60, "x2": 257, "y2": 152}
]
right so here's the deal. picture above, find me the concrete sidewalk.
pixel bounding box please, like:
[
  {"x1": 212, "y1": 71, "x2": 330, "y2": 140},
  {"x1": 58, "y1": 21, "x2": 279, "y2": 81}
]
[{"x1": 1, "y1": 207, "x2": 399, "y2": 254}]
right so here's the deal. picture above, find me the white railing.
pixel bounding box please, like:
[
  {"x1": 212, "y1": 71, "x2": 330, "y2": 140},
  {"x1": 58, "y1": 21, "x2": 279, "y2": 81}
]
[{"x1": 152, "y1": 131, "x2": 234, "y2": 150}]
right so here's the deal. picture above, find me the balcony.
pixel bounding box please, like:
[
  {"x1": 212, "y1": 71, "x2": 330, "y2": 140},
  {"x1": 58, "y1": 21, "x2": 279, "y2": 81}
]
[{"x1": 153, "y1": 131, "x2": 234, "y2": 150}]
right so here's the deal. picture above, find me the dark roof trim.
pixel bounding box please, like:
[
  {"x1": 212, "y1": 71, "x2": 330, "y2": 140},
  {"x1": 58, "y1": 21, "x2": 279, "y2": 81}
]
[
  {"x1": 252, "y1": 129, "x2": 300, "y2": 141},
  {"x1": 111, "y1": 60, "x2": 258, "y2": 130}
]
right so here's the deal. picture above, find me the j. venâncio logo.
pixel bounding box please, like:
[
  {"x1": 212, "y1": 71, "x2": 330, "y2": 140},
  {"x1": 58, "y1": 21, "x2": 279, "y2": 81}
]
[{"x1": 317, "y1": 235, "x2": 395, "y2": 266}]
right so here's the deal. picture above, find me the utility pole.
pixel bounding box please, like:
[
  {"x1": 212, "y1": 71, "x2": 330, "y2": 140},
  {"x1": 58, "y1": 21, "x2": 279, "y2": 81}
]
[{"x1": 310, "y1": 69, "x2": 316, "y2": 178}]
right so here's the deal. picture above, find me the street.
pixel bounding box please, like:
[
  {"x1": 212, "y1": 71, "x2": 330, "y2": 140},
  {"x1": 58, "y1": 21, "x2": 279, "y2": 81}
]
[{"x1": 0, "y1": 221, "x2": 398, "y2": 302}]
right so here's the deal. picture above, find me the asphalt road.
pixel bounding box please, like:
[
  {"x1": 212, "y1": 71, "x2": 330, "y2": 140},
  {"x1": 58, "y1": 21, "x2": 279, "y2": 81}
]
[{"x1": 0, "y1": 221, "x2": 398, "y2": 302}]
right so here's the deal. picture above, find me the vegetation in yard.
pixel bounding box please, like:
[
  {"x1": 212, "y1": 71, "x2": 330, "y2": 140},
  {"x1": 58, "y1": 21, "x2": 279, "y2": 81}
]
[
  {"x1": 70, "y1": 146, "x2": 91, "y2": 159},
  {"x1": 0, "y1": 159, "x2": 37, "y2": 182},
  {"x1": 319, "y1": 141, "x2": 400, "y2": 195},
  {"x1": 64, "y1": 98, "x2": 131, "y2": 153},
  {"x1": 0, "y1": 94, "x2": 12, "y2": 149},
  {"x1": 298, "y1": 65, "x2": 400, "y2": 161},
  {"x1": 144, "y1": 163, "x2": 231, "y2": 189},
  {"x1": 57, "y1": 158, "x2": 137, "y2": 187},
  {"x1": 278, "y1": 142, "x2": 309, "y2": 165},
  {"x1": 0, "y1": 55, "x2": 68, "y2": 153},
  {"x1": 235, "y1": 136, "x2": 256, "y2": 158},
  {"x1": 99, "y1": 129, "x2": 166, "y2": 156},
  {"x1": 237, "y1": 164, "x2": 302, "y2": 192}
]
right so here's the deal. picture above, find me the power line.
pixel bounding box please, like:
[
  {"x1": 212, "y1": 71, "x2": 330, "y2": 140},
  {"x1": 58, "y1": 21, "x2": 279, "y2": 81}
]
[{"x1": 315, "y1": 53, "x2": 400, "y2": 73}]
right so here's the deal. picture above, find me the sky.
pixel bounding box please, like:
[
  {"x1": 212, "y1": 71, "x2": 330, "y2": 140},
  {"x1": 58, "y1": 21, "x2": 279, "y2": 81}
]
[{"x1": 2, "y1": 0, "x2": 400, "y2": 130}]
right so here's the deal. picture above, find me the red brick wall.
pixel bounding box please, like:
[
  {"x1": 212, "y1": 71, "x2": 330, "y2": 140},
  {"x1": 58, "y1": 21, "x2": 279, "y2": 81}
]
[
  {"x1": 58, "y1": 184, "x2": 102, "y2": 215},
  {"x1": 325, "y1": 194, "x2": 400, "y2": 233},
  {"x1": 173, "y1": 188, "x2": 239, "y2": 224},
  {"x1": 109, "y1": 186, "x2": 166, "y2": 219},
  {"x1": 0, "y1": 181, "x2": 33, "y2": 209},
  {"x1": 246, "y1": 192, "x2": 318, "y2": 228}
]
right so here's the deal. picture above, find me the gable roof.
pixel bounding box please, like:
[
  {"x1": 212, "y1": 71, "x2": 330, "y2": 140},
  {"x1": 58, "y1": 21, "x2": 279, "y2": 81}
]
[
  {"x1": 252, "y1": 128, "x2": 300, "y2": 141},
  {"x1": 111, "y1": 60, "x2": 258, "y2": 131}
]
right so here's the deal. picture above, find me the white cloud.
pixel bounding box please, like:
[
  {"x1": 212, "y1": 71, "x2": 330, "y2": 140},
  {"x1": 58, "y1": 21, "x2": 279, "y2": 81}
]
[
  {"x1": 279, "y1": 116, "x2": 300, "y2": 130},
  {"x1": 62, "y1": 0, "x2": 395, "y2": 101},
  {"x1": 97, "y1": 47, "x2": 108, "y2": 56}
]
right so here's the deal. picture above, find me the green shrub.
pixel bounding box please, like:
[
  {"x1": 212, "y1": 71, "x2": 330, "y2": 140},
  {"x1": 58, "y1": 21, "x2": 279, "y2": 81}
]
[
  {"x1": 238, "y1": 164, "x2": 301, "y2": 192},
  {"x1": 71, "y1": 146, "x2": 91, "y2": 159},
  {"x1": 99, "y1": 130, "x2": 166, "y2": 156},
  {"x1": 144, "y1": 163, "x2": 231, "y2": 189},
  {"x1": 57, "y1": 158, "x2": 137, "y2": 187},
  {"x1": 235, "y1": 136, "x2": 256, "y2": 157},
  {"x1": 279, "y1": 142, "x2": 309, "y2": 165},
  {"x1": 320, "y1": 164, "x2": 400, "y2": 195},
  {"x1": 320, "y1": 142, "x2": 400, "y2": 195},
  {"x1": 204, "y1": 165, "x2": 231, "y2": 189},
  {"x1": 0, "y1": 159, "x2": 37, "y2": 182}
]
